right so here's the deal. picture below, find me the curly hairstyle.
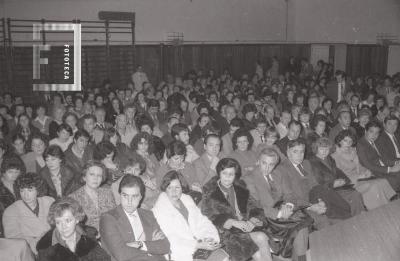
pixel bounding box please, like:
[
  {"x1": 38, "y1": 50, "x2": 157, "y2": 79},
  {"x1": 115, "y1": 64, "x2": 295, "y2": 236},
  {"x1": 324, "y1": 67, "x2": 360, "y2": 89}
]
[
  {"x1": 159, "y1": 170, "x2": 190, "y2": 193},
  {"x1": 15, "y1": 172, "x2": 44, "y2": 198},
  {"x1": 130, "y1": 132, "x2": 153, "y2": 152},
  {"x1": 216, "y1": 157, "x2": 242, "y2": 180},
  {"x1": 231, "y1": 128, "x2": 253, "y2": 151},
  {"x1": 47, "y1": 197, "x2": 85, "y2": 226}
]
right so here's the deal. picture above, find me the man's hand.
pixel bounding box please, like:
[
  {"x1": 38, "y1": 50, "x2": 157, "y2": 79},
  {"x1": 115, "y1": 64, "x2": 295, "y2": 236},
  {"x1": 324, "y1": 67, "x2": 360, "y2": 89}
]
[
  {"x1": 307, "y1": 200, "x2": 327, "y2": 215},
  {"x1": 126, "y1": 241, "x2": 142, "y2": 248},
  {"x1": 333, "y1": 179, "x2": 346, "y2": 188},
  {"x1": 249, "y1": 217, "x2": 263, "y2": 226},
  {"x1": 278, "y1": 204, "x2": 294, "y2": 219},
  {"x1": 152, "y1": 230, "x2": 165, "y2": 240}
]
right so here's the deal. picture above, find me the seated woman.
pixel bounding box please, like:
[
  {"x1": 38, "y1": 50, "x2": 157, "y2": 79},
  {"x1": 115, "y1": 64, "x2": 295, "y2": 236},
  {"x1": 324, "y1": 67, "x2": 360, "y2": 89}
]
[
  {"x1": 3, "y1": 172, "x2": 54, "y2": 254},
  {"x1": 305, "y1": 115, "x2": 328, "y2": 159},
  {"x1": 10, "y1": 133, "x2": 27, "y2": 157},
  {"x1": 36, "y1": 197, "x2": 110, "y2": 261},
  {"x1": 102, "y1": 127, "x2": 131, "y2": 167},
  {"x1": 22, "y1": 134, "x2": 47, "y2": 173},
  {"x1": 68, "y1": 161, "x2": 116, "y2": 233},
  {"x1": 309, "y1": 137, "x2": 365, "y2": 216},
  {"x1": 111, "y1": 156, "x2": 160, "y2": 209},
  {"x1": 229, "y1": 128, "x2": 257, "y2": 178},
  {"x1": 156, "y1": 140, "x2": 201, "y2": 193},
  {"x1": 331, "y1": 130, "x2": 396, "y2": 210},
  {"x1": 12, "y1": 113, "x2": 41, "y2": 152},
  {"x1": 49, "y1": 123, "x2": 73, "y2": 152},
  {"x1": 0, "y1": 156, "x2": 24, "y2": 211},
  {"x1": 256, "y1": 126, "x2": 286, "y2": 160},
  {"x1": 130, "y1": 132, "x2": 159, "y2": 178},
  {"x1": 152, "y1": 170, "x2": 228, "y2": 261},
  {"x1": 201, "y1": 158, "x2": 272, "y2": 261},
  {"x1": 39, "y1": 145, "x2": 79, "y2": 198},
  {"x1": 93, "y1": 141, "x2": 122, "y2": 184}
]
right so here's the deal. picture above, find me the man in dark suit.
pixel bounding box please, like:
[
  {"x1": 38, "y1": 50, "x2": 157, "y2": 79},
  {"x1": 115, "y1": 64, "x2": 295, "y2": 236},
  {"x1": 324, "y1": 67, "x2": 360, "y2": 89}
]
[
  {"x1": 272, "y1": 139, "x2": 329, "y2": 229},
  {"x1": 100, "y1": 175, "x2": 170, "y2": 261},
  {"x1": 375, "y1": 115, "x2": 400, "y2": 166},
  {"x1": 276, "y1": 120, "x2": 302, "y2": 156},
  {"x1": 245, "y1": 147, "x2": 309, "y2": 261},
  {"x1": 357, "y1": 121, "x2": 400, "y2": 192},
  {"x1": 349, "y1": 94, "x2": 361, "y2": 122},
  {"x1": 325, "y1": 70, "x2": 351, "y2": 104},
  {"x1": 328, "y1": 111, "x2": 356, "y2": 142}
]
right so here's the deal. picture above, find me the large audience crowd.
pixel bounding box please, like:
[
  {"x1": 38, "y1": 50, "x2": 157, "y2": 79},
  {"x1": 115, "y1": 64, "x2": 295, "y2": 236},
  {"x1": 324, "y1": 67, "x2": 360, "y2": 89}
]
[{"x1": 0, "y1": 57, "x2": 400, "y2": 261}]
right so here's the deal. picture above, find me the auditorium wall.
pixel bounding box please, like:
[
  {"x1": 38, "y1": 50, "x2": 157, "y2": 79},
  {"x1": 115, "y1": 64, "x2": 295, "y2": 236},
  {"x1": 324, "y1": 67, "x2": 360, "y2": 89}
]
[
  {"x1": 292, "y1": 0, "x2": 400, "y2": 44},
  {"x1": 1, "y1": 0, "x2": 288, "y2": 43}
]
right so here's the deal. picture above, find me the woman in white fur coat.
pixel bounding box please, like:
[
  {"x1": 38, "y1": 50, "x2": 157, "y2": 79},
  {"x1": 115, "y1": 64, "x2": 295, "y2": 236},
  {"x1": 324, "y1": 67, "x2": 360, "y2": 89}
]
[{"x1": 152, "y1": 170, "x2": 225, "y2": 261}]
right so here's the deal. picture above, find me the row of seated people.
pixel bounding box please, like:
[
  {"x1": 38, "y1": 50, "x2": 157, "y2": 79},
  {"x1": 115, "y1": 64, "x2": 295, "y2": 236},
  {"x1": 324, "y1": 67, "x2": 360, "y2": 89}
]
[{"x1": 1, "y1": 116, "x2": 399, "y2": 261}]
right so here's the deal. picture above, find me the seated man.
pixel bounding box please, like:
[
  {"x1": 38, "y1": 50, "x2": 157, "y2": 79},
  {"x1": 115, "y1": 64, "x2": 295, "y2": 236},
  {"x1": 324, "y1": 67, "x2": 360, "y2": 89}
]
[
  {"x1": 276, "y1": 120, "x2": 301, "y2": 156},
  {"x1": 375, "y1": 115, "x2": 400, "y2": 165},
  {"x1": 193, "y1": 134, "x2": 223, "y2": 187},
  {"x1": 329, "y1": 111, "x2": 356, "y2": 142},
  {"x1": 272, "y1": 139, "x2": 349, "y2": 229},
  {"x1": 357, "y1": 121, "x2": 400, "y2": 192},
  {"x1": 245, "y1": 148, "x2": 310, "y2": 261},
  {"x1": 100, "y1": 175, "x2": 170, "y2": 261}
]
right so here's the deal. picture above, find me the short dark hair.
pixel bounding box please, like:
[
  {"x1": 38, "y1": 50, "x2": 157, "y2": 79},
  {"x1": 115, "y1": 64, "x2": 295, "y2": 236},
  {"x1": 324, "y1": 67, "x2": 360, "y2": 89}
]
[
  {"x1": 81, "y1": 114, "x2": 96, "y2": 123},
  {"x1": 43, "y1": 145, "x2": 65, "y2": 162},
  {"x1": 137, "y1": 117, "x2": 154, "y2": 131},
  {"x1": 73, "y1": 129, "x2": 90, "y2": 141},
  {"x1": 147, "y1": 99, "x2": 160, "y2": 108},
  {"x1": 287, "y1": 138, "x2": 306, "y2": 150},
  {"x1": 93, "y1": 141, "x2": 116, "y2": 161},
  {"x1": 216, "y1": 158, "x2": 241, "y2": 180},
  {"x1": 15, "y1": 172, "x2": 43, "y2": 194},
  {"x1": 118, "y1": 175, "x2": 145, "y2": 196},
  {"x1": 229, "y1": 118, "x2": 243, "y2": 128},
  {"x1": 232, "y1": 128, "x2": 253, "y2": 151},
  {"x1": 119, "y1": 155, "x2": 146, "y2": 175},
  {"x1": 130, "y1": 132, "x2": 152, "y2": 151},
  {"x1": 57, "y1": 123, "x2": 73, "y2": 136},
  {"x1": 159, "y1": 170, "x2": 190, "y2": 193},
  {"x1": 384, "y1": 115, "x2": 399, "y2": 124},
  {"x1": 62, "y1": 112, "x2": 78, "y2": 124},
  {"x1": 242, "y1": 103, "x2": 257, "y2": 116},
  {"x1": 203, "y1": 133, "x2": 221, "y2": 145},
  {"x1": 1, "y1": 156, "x2": 25, "y2": 175},
  {"x1": 311, "y1": 115, "x2": 327, "y2": 131},
  {"x1": 166, "y1": 140, "x2": 186, "y2": 159},
  {"x1": 335, "y1": 129, "x2": 357, "y2": 147},
  {"x1": 365, "y1": 120, "x2": 382, "y2": 132},
  {"x1": 171, "y1": 123, "x2": 189, "y2": 140},
  {"x1": 288, "y1": 120, "x2": 302, "y2": 129}
]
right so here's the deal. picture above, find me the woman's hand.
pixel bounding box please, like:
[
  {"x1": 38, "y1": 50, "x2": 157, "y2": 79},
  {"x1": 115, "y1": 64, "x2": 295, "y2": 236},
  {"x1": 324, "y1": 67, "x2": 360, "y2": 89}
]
[
  {"x1": 196, "y1": 239, "x2": 221, "y2": 251},
  {"x1": 333, "y1": 179, "x2": 346, "y2": 188},
  {"x1": 126, "y1": 241, "x2": 143, "y2": 248},
  {"x1": 249, "y1": 217, "x2": 263, "y2": 227}
]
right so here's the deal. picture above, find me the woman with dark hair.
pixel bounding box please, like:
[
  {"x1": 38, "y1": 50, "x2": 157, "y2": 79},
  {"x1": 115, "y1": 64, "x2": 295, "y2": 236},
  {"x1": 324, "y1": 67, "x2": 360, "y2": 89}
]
[
  {"x1": 321, "y1": 98, "x2": 334, "y2": 128},
  {"x1": 22, "y1": 133, "x2": 47, "y2": 173},
  {"x1": 0, "y1": 114, "x2": 9, "y2": 139},
  {"x1": 49, "y1": 123, "x2": 73, "y2": 152},
  {"x1": 152, "y1": 170, "x2": 227, "y2": 261},
  {"x1": 93, "y1": 141, "x2": 122, "y2": 184},
  {"x1": 305, "y1": 114, "x2": 328, "y2": 159},
  {"x1": 229, "y1": 128, "x2": 257, "y2": 178},
  {"x1": 0, "y1": 156, "x2": 25, "y2": 211},
  {"x1": 36, "y1": 197, "x2": 110, "y2": 261},
  {"x1": 131, "y1": 132, "x2": 159, "y2": 177},
  {"x1": 201, "y1": 158, "x2": 272, "y2": 261},
  {"x1": 155, "y1": 140, "x2": 200, "y2": 192},
  {"x1": 137, "y1": 117, "x2": 166, "y2": 161},
  {"x1": 39, "y1": 145, "x2": 79, "y2": 198},
  {"x1": 102, "y1": 127, "x2": 131, "y2": 165},
  {"x1": 241, "y1": 103, "x2": 257, "y2": 131},
  {"x1": 3, "y1": 172, "x2": 54, "y2": 254},
  {"x1": 331, "y1": 130, "x2": 395, "y2": 210},
  {"x1": 134, "y1": 91, "x2": 148, "y2": 114},
  {"x1": 62, "y1": 112, "x2": 79, "y2": 135},
  {"x1": 64, "y1": 130, "x2": 93, "y2": 179},
  {"x1": 13, "y1": 113, "x2": 40, "y2": 151},
  {"x1": 106, "y1": 98, "x2": 123, "y2": 124},
  {"x1": 11, "y1": 133, "x2": 27, "y2": 157},
  {"x1": 309, "y1": 137, "x2": 365, "y2": 216},
  {"x1": 68, "y1": 161, "x2": 116, "y2": 233}
]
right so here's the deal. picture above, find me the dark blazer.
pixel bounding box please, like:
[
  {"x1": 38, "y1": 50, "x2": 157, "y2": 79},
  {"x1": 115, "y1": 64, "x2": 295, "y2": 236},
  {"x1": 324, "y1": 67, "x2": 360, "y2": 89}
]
[
  {"x1": 201, "y1": 176, "x2": 263, "y2": 261},
  {"x1": 356, "y1": 136, "x2": 400, "y2": 191},
  {"x1": 375, "y1": 131, "x2": 400, "y2": 166},
  {"x1": 351, "y1": 122, "x2": 366, "y2": 139},
  {"x1": 39, "y1": 165, "x2": 80, "y2": 198},
  {"x1": 276, "y1": 136, "x2": 290, "y2": 157},
  {"x1": 100, "y1": 205, "x2": 170, "y2": 261},
  {"x1": 244, "y1": 167, "x2": 281, "y2": 218},
  {"x1": 37, "y1": 227, "x2": 110, "y2": 261},
  {"x1": 64, "y1": 146, "x2": 93, "y2": 178},
  {"x1": 325, "y1": 80, "x2": 351, "y2": 103},
  {"x1": 308, "y1": 156, "x2": 351, "y2": 188}
]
